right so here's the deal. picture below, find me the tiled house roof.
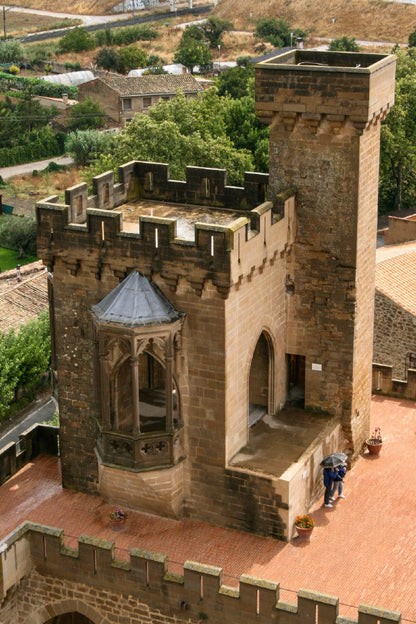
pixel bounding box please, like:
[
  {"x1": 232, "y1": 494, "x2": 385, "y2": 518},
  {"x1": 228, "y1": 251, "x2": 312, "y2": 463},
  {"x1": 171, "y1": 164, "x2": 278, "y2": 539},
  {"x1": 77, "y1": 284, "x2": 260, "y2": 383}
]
[
  {"x1": 375, "y1": 242, "x2": 416, "y2": 316},
  {"x1": 0, "y1": 263, "x2": 49, "y2": 333},
  {"x1": 98, "y1": 74, "x2": 203, "y2": 97}
]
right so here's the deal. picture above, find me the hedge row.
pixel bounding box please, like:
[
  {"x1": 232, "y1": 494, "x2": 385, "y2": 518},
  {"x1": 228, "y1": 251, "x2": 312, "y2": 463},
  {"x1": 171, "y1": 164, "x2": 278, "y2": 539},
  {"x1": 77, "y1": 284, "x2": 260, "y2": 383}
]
[
  {"x1": 0, "y1": 127, "x2": 65, "y2": 167},
  {"x1": 0, "y1": 72, "x2": 78, "y2": 98}
]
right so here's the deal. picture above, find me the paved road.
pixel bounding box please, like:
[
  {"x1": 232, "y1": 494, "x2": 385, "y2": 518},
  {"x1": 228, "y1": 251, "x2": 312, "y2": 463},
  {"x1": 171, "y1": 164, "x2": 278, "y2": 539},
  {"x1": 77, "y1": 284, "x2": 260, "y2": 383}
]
[
  {"x1": 3, "y1": 4, "x2": 133, "y2": 26},
  {"x1": 0, "y1": 398, "x2": 56, "y2": 451},
  {"x1": 0, "y1": 156, "x2": 74, "y2": 181}
]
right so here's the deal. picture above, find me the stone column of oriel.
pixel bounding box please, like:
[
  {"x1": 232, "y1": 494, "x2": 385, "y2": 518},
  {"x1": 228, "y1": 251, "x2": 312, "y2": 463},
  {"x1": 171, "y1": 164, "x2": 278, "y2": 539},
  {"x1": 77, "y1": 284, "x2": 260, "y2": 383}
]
[{"x1": 255, "y1": 50, "x2": 396, "y2": 456}]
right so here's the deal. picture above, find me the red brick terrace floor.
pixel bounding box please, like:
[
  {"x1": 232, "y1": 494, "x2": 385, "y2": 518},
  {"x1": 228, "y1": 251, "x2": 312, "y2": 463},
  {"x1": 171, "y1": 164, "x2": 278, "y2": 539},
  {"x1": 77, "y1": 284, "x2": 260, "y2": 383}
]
[{"x1": 1, "y1": 396, "x2": 415, "y2": 621}]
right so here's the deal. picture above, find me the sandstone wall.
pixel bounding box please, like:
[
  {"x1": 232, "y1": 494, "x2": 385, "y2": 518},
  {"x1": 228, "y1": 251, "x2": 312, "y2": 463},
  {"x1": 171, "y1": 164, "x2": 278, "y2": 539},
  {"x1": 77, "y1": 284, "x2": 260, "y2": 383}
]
[
  {"x1": 373, "y1": 291, "x2": 416, "y2": 380},
  {"x1": 0, "y1": 524, "x2": 402, "y2": 624}
]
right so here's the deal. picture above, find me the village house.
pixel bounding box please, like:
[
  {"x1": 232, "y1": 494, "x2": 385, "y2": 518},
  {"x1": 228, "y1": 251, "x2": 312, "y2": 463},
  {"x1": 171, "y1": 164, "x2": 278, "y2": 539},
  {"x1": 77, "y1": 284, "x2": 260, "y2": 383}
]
[{"x1": 78, "y1": 73, "x2": 203, "y2": 126}]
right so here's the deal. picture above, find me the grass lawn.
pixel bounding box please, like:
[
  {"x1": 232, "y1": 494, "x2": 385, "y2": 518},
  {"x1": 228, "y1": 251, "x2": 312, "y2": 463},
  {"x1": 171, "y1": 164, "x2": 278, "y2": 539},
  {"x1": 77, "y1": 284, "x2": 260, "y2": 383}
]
[{"x1": 0, "y1": 247, "x2": 37, "y2": 272}]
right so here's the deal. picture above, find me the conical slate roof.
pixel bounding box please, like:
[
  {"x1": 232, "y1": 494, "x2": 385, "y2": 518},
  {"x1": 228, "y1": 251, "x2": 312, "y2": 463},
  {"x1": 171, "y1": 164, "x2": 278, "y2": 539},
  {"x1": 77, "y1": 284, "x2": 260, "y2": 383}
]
[{"x1": 92, "y1": 271, "x2": 183, "y2": 327}]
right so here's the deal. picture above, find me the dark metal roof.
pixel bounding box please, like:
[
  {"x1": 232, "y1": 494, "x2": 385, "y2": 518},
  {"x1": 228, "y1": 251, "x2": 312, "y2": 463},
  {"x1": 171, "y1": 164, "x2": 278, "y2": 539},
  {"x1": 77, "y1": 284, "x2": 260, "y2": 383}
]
[{"x1": 92, "y1": 271, "x2": 184, "y2": 327}]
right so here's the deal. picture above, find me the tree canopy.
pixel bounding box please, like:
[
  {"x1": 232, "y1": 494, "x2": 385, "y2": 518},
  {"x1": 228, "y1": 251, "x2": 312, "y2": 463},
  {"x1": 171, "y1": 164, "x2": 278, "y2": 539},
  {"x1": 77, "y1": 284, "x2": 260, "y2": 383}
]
[
  {"x1": 201, "y1": 16, "x2": 234, "y2": 47},
  {"x1": 173, "y1": 25, "x2": 212, "y2": 73},
  {"x1": 86, "y1": 89, "x2": 264, "y2": 186},
  {"x1": 379, "y1": 48, "x2": 416, "y2": 213},
  {"x1": 0, "y1": 312, "x2": 50, "y2": 421},
  {"x1": 67, "y1": 98, "x2": 107, "y2": 132}
]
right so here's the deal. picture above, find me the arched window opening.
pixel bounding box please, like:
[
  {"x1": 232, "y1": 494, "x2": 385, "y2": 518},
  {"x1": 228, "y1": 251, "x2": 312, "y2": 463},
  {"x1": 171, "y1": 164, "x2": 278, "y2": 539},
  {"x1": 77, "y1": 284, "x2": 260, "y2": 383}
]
[
  {"x1": 249, "y1": 332, "x2": 272, "y2": 428},
  {"x1": 114, "y1": 358, "x2": 133, "y2": 432},
  {"x1": 139, "y1": 353, "x2": 166, "y2": 432}
]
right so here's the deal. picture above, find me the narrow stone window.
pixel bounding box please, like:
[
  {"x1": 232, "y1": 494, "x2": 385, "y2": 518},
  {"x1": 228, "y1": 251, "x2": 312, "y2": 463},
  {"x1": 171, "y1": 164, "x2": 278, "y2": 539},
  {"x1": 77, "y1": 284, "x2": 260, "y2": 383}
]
[
  {"x1": 201, "y1": 177, "x2": 210, "y2": 198},
  {"x1": 144, "y1": 171, "x2": 154, "y2": 192},
  {"x1": 103, "y1": 182, "x2": 109, "y2": 204},
  {"x1": 75, "y1": 194, "x2": 83, "y2": 217}
]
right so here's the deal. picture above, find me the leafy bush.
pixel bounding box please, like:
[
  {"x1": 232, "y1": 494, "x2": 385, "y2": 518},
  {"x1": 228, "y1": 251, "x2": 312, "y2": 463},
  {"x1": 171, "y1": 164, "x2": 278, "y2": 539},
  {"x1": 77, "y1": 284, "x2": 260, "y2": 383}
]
[
  {"x1": 254, "y1": 18, "x2": 307, "y2": 48},
  {"x1": 328, "y1": 36, "x2": 360, "y2": 51},
  {"x1": 64, "y1": 61, "x2": 82, "y2": 71},
  {"x1": 8, "y1": 65, "x2": 20, "y2": 75},
  {"x1": 117, "y1": 46, "x2": 148, "y2": 74},
  {"x1": 96, "y1": 47, "x2": 119, "y2": 71},
  {"x1": 0, "y1": 215, "x2": 37, "y2": 257},
  {"x1": 26, "y1": 42, "x2": 57, "y2": 68},
  {"x1": 66, "y1": 128, "x2": 119, "y2": 166},
  {"x1": 0, "y1": 72, "x2": 78, "y2": 98},
  {"x1": 202, "y1": 16, "x2": 234, "y2": 47},
  {"x1": 59, "y1": 26, "x2": 95, "y2": 53},
  {"x1": 0, "y1": 312, "x2": 51, "y2": 421},
  {"x1": 95, "y1": 23, "x2": 158, "y2": 46},
  {"x1": 0, "y1": 40, "x2": 25, "y2": 64},
  {"x1": 0, "y1": 126, "x2": 64, "y2": 167},
  {"x1": 67, "y1": 98, "x2": 107, "y2": 131}
]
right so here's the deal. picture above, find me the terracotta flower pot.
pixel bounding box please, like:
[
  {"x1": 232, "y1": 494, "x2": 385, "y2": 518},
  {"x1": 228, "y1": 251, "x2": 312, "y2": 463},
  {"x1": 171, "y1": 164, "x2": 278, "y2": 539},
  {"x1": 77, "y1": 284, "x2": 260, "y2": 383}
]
[
  {"x1": 110, "y1": 517, "x2": 126, "y2": 531},
  {"x1": 295, "y1": 525, "x2": 314, "y2": 539},
  {"x1": 366, "y1": 440, "x2": 382, "y2": 455}
]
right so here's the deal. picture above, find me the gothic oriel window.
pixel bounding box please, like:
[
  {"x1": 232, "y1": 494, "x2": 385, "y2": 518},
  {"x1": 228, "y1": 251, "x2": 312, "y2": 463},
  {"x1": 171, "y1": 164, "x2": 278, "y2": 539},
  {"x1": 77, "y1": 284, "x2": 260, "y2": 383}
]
[{"x1": 92, "y1": 271, "x2": 185, "y2": 470}]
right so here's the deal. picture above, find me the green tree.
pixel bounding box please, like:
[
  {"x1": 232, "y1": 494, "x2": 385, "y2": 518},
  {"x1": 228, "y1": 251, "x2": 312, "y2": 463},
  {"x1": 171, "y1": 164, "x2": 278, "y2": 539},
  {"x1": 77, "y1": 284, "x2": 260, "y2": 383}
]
[
  {"x1": 379, "y1": 48, "x2": 416, "y2": 212},
  {"x1": 67, "y1": 98, "x2": 107, "y2": 131},
  {"x1": 66, "y1": 128, "x2": 119, "y2": 166},
  {"x1": 174, "y1": 25, "x2": 212, "y2": 73},
  {"x1": 117, "y1": 45, "x2": 148, "y2": 74},
  {"x1": 59, "y1": 27, "x2": 95, "y2": 53},
  {"x1": 0, "y1": 215, "x2": 37, "y2": 257},
  {"x1": 87, "y1": 90, "x2": 253, "y2": 186},
  {"x1": 0, "y1": 40, "x2": 25, "y2": 64},
  {"x1": 217, "y1": 64, "x2": 255, "y2": 99},
  {"x1": 0, "y1": 312, "x2": 50, "y2": 421},
  {"x1": 408, "y1": 29, "x2": 416, "y2": 47},
  {"x1": 95, "y1": 47, "x2": 119, "y2": 71},
  {"x1": 254, "y1": 18, "x2": 306, "y2": 48},
  {"x1": 328, "y1": 36, "x2": 360, "y2": 51},
  {"x1": 202, "y1": 16, "x2": 234, "y2": 47}
]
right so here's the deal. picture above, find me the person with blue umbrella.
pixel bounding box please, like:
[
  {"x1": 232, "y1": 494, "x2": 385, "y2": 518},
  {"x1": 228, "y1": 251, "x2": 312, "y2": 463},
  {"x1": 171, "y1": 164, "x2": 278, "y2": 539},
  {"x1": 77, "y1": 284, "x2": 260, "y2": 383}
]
[{"x1": 321, "y1": 453, "x2": 348, "y2": 507}]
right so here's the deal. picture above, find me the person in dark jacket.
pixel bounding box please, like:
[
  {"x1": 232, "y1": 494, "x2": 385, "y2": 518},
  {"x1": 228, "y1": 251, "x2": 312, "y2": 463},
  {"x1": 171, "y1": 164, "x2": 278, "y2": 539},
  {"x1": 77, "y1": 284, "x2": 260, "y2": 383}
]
[
  {"x1": 323, "y1": 467, "x2": 337, "y2": 507},
  {"x1": 330, "y1": 463, "x2": 346, "y2": 500}
]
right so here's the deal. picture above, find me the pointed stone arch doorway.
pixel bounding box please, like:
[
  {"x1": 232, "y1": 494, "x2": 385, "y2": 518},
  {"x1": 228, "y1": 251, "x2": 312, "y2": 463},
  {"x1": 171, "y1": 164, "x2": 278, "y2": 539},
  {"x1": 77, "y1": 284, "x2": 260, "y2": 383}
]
[
  {"x1": 44, "y1": 614, "x2": 95, "y2": 624},
  {"x1": 248, "y1": 331, "x2": 274, "y2": 427}
]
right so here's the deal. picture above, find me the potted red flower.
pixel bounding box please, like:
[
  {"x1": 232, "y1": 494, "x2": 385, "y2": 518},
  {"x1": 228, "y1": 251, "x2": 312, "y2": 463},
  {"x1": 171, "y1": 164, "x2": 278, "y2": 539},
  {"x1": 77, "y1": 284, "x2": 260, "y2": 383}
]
[
  {"x1": 366, "y1": 427, "x2": 383, "y2": 455},
  {"x1": 109, "y1": 508, "x2": 127, "y2": 530},
  {"x1": 294, "y1": 514, "x2": 314, "y2": 539}
]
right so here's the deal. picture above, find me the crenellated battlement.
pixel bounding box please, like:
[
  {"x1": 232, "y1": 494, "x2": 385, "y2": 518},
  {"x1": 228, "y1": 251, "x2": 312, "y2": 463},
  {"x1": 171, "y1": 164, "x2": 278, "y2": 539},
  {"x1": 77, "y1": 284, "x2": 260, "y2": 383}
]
[
  {"x1": 60, "y1": 161, "x2": 270, "y2": 223},
  {"x1": 36, "y1": 162, "x2": 295, "y2": 297},
  {"x1": 0, "y1": 523, "x2": 402, "y2": 624}
]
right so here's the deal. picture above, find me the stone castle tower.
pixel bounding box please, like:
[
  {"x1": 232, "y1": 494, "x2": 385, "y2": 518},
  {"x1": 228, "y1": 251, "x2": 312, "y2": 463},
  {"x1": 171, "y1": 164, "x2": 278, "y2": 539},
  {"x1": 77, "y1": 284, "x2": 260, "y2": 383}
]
[
  {"x1": 255, "y1": 49, "x2": 396, "y2": 453},
  {"x1": 36, "y1": 50, "x2": 395, "y2": 540}
]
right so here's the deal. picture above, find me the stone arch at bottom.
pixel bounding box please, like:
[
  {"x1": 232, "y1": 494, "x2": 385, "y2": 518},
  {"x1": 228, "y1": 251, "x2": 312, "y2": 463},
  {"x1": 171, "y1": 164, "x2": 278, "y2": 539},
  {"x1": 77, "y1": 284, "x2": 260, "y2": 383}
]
[{"x1": 25, "y1": 599, "x2": 111, "y2": 624}]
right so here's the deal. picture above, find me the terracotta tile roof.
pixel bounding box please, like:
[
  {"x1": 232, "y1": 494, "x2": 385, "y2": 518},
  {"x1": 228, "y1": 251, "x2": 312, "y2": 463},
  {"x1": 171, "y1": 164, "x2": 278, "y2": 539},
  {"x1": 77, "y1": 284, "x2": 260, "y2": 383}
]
[
  {"x1": 0, "y1": 263, "x2": 48, "y2": 333},
  {"x1": 375, "y1": 242, "x2": 416, "y2": 316},
  {"x1": 98, "y1": 74, "x2": 203, "y2": 97}
]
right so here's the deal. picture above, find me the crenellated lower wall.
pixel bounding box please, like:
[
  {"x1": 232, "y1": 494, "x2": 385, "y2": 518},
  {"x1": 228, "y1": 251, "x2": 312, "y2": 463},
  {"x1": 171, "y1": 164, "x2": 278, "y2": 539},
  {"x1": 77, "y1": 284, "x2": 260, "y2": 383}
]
[{"x1": 0, "y1": 523, "x2": 402, "y2": 624}]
